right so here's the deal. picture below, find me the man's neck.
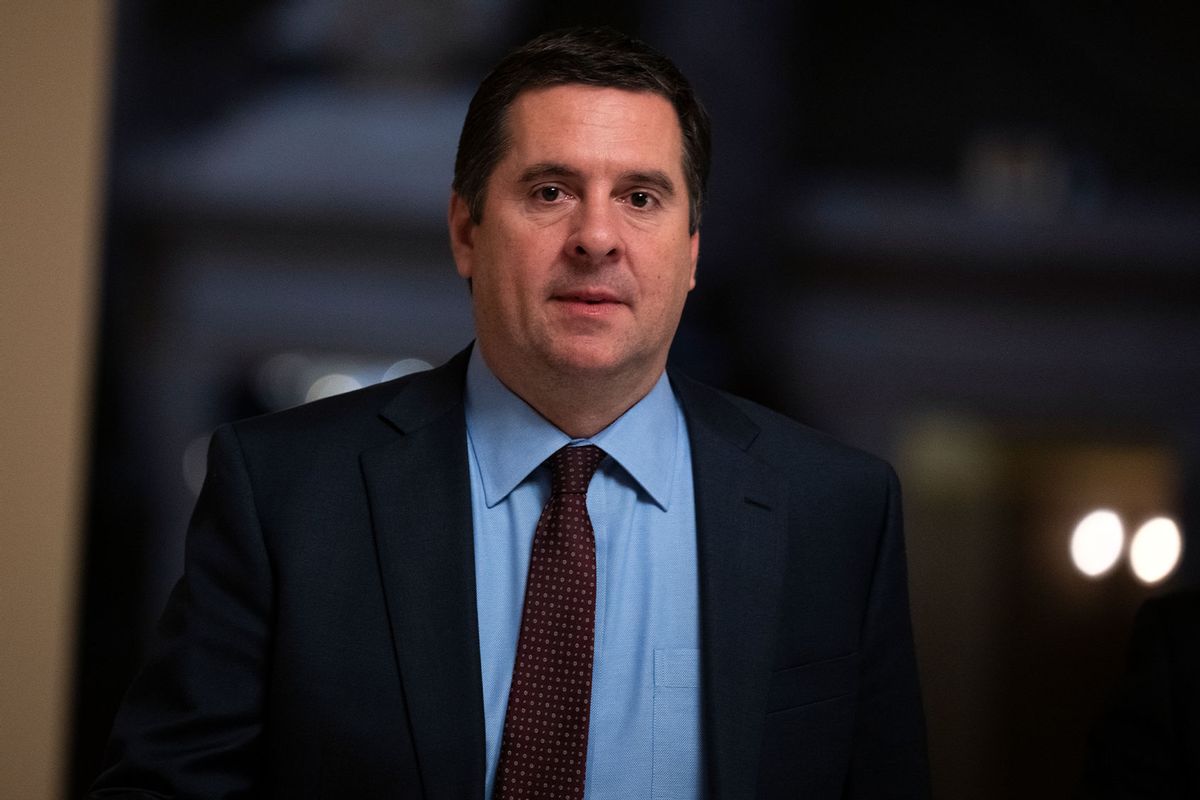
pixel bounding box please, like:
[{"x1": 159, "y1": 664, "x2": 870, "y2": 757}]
[{"x1": 479, "y1": 348, "x2": 663, "y2": 439}]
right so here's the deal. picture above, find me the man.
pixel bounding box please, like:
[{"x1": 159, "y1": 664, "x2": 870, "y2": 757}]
[{"x1": 91, "y1": 27, "x2": 929, "y2": 799}]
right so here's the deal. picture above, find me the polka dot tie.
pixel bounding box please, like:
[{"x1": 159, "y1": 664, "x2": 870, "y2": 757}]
[{"x1": 494, "y1": 444, "x2": 607, "y2": 800}]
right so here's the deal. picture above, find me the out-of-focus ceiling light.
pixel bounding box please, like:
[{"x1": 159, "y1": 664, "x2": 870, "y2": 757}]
[
  {"x1": 1129, "y1": 517, "x2": 1183, "y2": 585},
  {"x1": 1070, "y1": 509, "x2": 1125, "y2": 578}
]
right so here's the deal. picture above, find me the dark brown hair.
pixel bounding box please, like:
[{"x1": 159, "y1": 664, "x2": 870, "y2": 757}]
[{"x1": 452, "y1": 27, "x2": 711, "y2": 234}]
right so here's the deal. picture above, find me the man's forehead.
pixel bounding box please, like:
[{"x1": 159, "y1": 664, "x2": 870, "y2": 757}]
[
  {"x1": 501, "y1": 84, "x2": 685, "y2": 169},
  {"x1": 510, "y1": 83, "x2": 677, "y2": 120}
]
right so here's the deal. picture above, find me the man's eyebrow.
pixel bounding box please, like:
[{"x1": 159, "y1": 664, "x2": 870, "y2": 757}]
[
  {"x1": 517, "y1": 163, "x2": 578, "y2": 184},
  {"x1": 622, "y1": 170, "x2": 676, "y2": 196}
]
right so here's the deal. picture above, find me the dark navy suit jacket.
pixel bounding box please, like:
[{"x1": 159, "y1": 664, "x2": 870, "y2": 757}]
[{"x1": 91, "y1": 348, "x2": 930, "y2": 798}]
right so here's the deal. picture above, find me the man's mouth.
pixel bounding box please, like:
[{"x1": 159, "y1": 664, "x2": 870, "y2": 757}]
[{"x1": 555, "y1": 289, "x2": 623, "y2": 305}]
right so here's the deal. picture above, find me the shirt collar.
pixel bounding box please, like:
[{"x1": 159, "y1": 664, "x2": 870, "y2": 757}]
[{"x1": 464, "y1": 348, "x2": 680, "y2": 511}]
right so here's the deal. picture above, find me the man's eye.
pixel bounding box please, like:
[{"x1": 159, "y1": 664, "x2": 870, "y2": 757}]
[
  {"x1": 537, "y1": 186, "x2": 562, "y2": 202},
  {"x1": 629, "y1": 191, "x2": 653, "y2": 208}
]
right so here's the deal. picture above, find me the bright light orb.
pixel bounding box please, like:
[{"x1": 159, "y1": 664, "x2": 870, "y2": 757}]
[
  {"x1": 1129, "y1": 517, "x2": 1183, "y2": 585},
  {"x1": 382, "y1": 358, "x2": 433, "y2": 382},
  {"x1": 305, "y1": 373, "x2": 362, "y2": 403},
  {"x1": 1070, "y1": 510, "x2": 1125, "y2": 578}
]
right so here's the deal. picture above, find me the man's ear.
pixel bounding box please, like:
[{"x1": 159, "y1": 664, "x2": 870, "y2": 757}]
[{"x1": 448, "y1": 192, "x2": 476, "y2": 279}]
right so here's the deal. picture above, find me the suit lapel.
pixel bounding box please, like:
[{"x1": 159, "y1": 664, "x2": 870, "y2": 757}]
[
  {"x1": 672, "y1": 373, "x2": 790, "y2": 800},
  {"x1": 360, "y1": 350, "x2": 487, "y2": 800}
]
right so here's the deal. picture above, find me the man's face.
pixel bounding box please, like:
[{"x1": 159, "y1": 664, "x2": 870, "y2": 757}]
[{"x1": 450, "y1": 84, "x2": 699, "y2": 397}]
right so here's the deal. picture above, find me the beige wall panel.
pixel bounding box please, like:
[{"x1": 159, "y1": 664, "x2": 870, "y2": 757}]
[{"x1": 0, "y1": 3, "x2": 111, "y2": 797}]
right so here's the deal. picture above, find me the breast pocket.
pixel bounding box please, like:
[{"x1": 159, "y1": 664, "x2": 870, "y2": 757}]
[
  {"x1": 766, "y1": 651, "x2": 859, "y2": 714},
  {"x1": 652, "y1": 648, "x2": 702, "y2": 800},
  {"x1": 759, "y1": 653, "x2": 860, "y2": 795}
]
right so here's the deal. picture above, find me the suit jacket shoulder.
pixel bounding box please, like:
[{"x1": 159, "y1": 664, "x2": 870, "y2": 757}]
[
  {"x1": 227, "y1": 347, "x2": 470, "y2": 456},
  {"x1": 668, "y1": 368, "x2": 896, "y2": 505}
]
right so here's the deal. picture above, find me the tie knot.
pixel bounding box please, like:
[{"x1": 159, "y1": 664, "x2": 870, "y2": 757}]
[{"x1": 549, "y1": 444, "x2": 606, "y2": 495}]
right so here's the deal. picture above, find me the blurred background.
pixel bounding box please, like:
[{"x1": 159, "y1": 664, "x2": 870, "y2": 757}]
[{"x1": 3, "y1": 1, "x2": 1198, "y2": 797}]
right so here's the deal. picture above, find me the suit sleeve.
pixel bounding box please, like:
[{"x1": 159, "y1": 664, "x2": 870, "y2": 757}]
[
  {"x1": 844, "y1": 465, "x2": 932, "y2": 798},
  {"x1": 89, "y1": 424, "x2": 273, "y2": 798}
]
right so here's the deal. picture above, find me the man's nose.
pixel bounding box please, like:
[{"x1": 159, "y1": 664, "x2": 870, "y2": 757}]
[{"x1": 566, "y1": 199, "x2": 621, "y2": 264}]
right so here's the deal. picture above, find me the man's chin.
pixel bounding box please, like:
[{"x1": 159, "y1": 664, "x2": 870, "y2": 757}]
[{"x1": 541, "y1": 344, "x2": 658, "y2": 386}]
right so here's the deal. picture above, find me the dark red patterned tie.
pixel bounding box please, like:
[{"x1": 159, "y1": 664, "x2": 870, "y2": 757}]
[{"x1": 495, "y1": 444, "x2": 607, "y2": 800}]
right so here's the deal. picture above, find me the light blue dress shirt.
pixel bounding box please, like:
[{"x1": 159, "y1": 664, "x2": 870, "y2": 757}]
[{"x1": 464, "y1": 350, "x2": 702, "y2": 800}]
